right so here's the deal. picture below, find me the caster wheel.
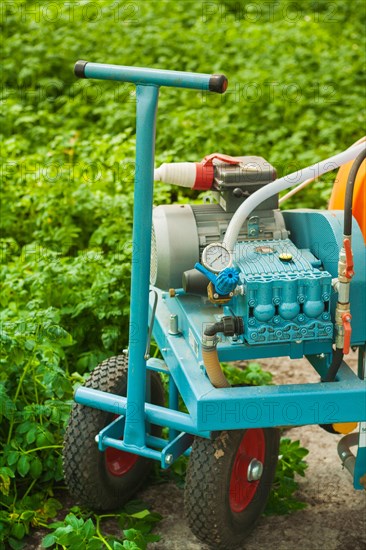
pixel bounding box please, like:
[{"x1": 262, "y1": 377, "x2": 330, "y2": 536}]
[
  {"x1": 63, "y1": 355, "x2": 165, "y2": 510},
  {"x1": 184, "y1": 428, "x2": 280, "y2": 549}
]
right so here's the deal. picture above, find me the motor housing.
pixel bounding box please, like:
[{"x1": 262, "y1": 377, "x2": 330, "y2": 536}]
[
  {"x1": 150, "y1": 204, "x2": 288, "y2": 289},
  {"x1": 151, "y1": 155, "x2": 288, "y2": 290}
]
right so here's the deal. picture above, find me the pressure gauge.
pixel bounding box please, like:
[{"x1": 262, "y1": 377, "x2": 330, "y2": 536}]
[{"x1": 201, "y1": 242, "x2": 233, "y2": 273}]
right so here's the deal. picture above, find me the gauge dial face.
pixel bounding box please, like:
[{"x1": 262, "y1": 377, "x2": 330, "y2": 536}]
[{"x1": 202, "y1": 243, "x2": 233, "y2": 273}]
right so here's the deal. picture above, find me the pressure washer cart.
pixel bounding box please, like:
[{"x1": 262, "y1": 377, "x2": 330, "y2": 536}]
[{"x1": 63, "y1": 61, "x2": 366, "y2": 550}]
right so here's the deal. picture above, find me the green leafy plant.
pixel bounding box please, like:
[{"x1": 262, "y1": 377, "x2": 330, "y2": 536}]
[
  {"x1": 222, "y1": 361, "x2": 273, "y2": 386},
  {"x1": 265, "y1": 438, "x2": 309, "y2": 514},
  {"x1": 42, "y1": 502, "x2": 161, "y2": 550}
]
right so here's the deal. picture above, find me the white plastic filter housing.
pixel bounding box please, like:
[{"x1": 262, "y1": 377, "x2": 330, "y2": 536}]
[{"x1": 223, "y1": 142, "x2": 366, "y2": 252}]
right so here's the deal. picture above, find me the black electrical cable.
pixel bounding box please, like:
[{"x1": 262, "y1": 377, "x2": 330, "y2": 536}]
[
  {"x1": 323, "y1": 347, "x2": 344, "y2": 383},
  {"x1": 343, "y1": 147, "x2": 366, "y2": 236},
  {"x1": 319, "y1": 348, "x2": 345, "y2": 433}
]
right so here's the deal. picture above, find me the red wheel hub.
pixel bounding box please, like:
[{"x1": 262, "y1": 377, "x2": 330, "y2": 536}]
[
  {"x1": 229, "y1": 429, "x2": 266, "y2": 513},
  {"x1": 104, "y1": 416, "x2": 139, "y2": 476},
  {"x1": 105, "y1": 446, "x2": 139, "y2": 476}
]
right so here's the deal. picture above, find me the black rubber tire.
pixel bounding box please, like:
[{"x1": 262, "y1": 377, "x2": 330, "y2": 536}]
[
  {"x1": 184, "y1": 428, "x2": 280, "y2": 550},
  {"x1": 63, "y1": 355, "x2": 165, "y2": 510}
]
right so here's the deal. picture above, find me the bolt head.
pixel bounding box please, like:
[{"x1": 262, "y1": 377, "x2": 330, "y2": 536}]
[
  {"x1": 165, "y1": 454, "x2": 173, "y2": 465},
  {"x1": 247, "y1": 458, "x2": 263, "y2": 481}
]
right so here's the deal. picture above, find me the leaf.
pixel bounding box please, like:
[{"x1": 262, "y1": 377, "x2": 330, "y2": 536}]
[
  {"x1": 0, "y1": 471, "x2": 13, "y2": 496},
  {"x1": 7, "y1": 451, "x2": 20, "y2": 466},
  {"x1": 20, "y1": 510, "x2": 35, "y2": 521},
  {"x1": 24, "y1": 339, "x2": 36, "y2": 350},
  {"x1": 122, "y1": 542, "x2": 141, "y2": 550},
  {"x1": 65, "y1": 512, "x2": 84, "y2": 530},
  {"x1": 129, "y1": 510, "x2": 150, "y2": 520},
  {"x1": 17, "y1": 455, "x2": 30, "y2": 477},
  {"x1": 29, "y1": 457, "x2": 43, "y2": 479},
  {"x1": 11, "y1": 522, "x2": 26, "y2": 540},
  {"x1": 123, "y1": 501, "x2": 148, "y2": 515},
  {"x1": 42, "y1": 533, "x2": 56, "y2": 548},
  {"x1": 8, "y1": 537, "x2": 26, "y2": 550},
  {"x1": 26, "y1": 427, "x2": 37, "y2": 445},
  {"x1": 82, "y1": 518, "x2": 96, "y2": 539},
  {"x1": 17, "y1": 421, "x2": 34, "y2": 434},
  {"x1": 42, "y1": 498, "x2": 63, "y2": 518}
]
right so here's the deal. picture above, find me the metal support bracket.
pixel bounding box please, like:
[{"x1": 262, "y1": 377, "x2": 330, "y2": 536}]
[
  {"x1": 97, "y1": 415, "x2": 125, "y2": 451},
  {"x1": 161, "y1": 432, "x2": 194, "y2": 469},
  {"x1": 94, "y1": 412, "x2": 193, "y2": 468}
]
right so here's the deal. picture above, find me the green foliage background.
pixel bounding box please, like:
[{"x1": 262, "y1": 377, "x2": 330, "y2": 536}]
[{"x1": 1, "y1": 0, "x2": 365, "y2": 546}]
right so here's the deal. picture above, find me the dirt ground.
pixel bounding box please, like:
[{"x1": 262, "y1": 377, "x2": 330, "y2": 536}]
[{"x1": 23, "y1": 353, "x2": 365, "y2": 550}]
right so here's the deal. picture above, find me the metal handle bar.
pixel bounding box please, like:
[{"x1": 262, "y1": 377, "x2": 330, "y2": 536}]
[{"x1": 74, "y1": 60, "x2": 228, "y2": 93}]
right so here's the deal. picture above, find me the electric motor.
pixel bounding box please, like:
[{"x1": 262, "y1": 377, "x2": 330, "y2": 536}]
[{"x1": 151, "y1": 155, "x2": 288, "y2": 290}]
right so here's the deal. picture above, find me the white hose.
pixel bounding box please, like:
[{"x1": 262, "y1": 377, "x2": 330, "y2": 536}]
[
  {"x1": 279, "y1": 136, "x2": 366, "y2": 205},
  {"x1": 223, "y1": 142, "x2": 366, "y2": 252},
  {"x1": 278, "y1": 176, "x2": 315, "y2": 205}
]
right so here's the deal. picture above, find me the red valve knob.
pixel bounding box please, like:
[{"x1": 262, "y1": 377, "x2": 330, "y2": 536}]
[
  {"x1": 343, "y1": 238, "x2": 355, "y2": 279},
  {"x1": 341, "y1": 312, "x2": 352, "y2": 354}
]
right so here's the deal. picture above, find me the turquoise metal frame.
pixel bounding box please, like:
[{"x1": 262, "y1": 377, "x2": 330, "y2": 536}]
[{"x1": 73, "y1": 61, "x2": 366, "y2": 490}]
